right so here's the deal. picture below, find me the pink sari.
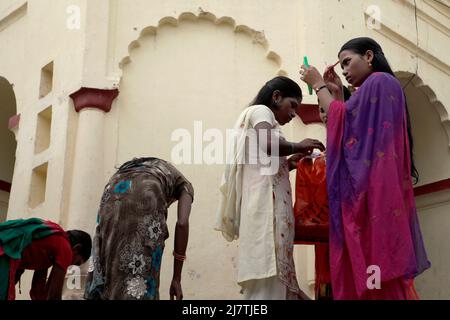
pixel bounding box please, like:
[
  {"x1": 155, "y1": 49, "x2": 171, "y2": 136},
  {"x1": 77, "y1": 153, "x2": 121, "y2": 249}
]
[{"x1": 326, "y1": 72, "x2": 430, "y2": 299}]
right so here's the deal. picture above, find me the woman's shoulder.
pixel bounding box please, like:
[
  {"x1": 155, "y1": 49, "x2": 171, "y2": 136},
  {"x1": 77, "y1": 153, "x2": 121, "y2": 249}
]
[
  {"x1": 364, "y1": 72, "x2": 401, "y2": 88},
  {"x1": 248, "y1": 104, "x2": 271, "y2": 112},
  {"x1": 248, "y1": 104, "x2": 275, "y2": 125}
]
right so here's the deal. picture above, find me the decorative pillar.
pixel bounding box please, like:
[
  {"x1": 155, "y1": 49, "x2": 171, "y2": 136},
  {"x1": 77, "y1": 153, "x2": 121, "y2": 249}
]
[
  {"x1": 63, "y1": 88, "x2": 118, "y2": 299},
  {"x1": 67, "y1": 88, "x2": 118, "y2": 233}
]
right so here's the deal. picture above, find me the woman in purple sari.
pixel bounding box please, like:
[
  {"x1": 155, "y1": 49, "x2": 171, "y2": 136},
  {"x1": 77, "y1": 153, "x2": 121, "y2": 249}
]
[{"x1": 299, "y1": 37, "x2": 430, "y2": 299}]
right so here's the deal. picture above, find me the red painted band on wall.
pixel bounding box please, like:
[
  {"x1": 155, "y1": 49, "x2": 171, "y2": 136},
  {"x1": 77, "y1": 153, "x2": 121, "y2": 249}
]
[
  {"x1": 0, "y1": 180, "x2": 11, "y2": 193},
  {"x1": 296, "y1": 103, "x2": 322, "y2": 124},
  {"x1": 414, "y1": 178, "x2": 450, "y2": 197}
]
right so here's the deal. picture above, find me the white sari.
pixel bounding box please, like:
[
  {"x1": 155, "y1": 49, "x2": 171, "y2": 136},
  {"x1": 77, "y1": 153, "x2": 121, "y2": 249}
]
[{"x1": 215, "y1": 105, "x2": 301, "y2": 299}]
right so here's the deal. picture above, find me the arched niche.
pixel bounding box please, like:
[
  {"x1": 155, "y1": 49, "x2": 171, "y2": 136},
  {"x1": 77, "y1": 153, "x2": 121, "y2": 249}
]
[
  {"x1": 108, "y1": 12, "x2": 287, "y2": 299},
  {"x1": 397, "y1": 72, "x2": 450, "y2": 299},
  {"x1": 396, "y1": 71, "x2": 450, "y2": 186}
]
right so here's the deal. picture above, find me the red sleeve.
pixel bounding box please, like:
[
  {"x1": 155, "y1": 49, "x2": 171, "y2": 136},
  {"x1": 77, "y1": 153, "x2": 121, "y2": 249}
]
[
  {"x1": 52, "y1": 236, "x2": 73, "y2": 272},
  {"x1": 19, "y1": 234, "x2": 72, "y2": 271}
]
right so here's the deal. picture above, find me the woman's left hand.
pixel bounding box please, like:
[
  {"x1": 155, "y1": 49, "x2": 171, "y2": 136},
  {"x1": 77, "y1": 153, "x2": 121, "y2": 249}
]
[
  {"x1": 299, "y1": 65, "x2": 325, "y2": 88},
  {"x1": 170, "y1": 278, "x2": 183, "y2": 300},
  {"x1": 288, "y1": 152, "x2": 310, "y2": 171}
]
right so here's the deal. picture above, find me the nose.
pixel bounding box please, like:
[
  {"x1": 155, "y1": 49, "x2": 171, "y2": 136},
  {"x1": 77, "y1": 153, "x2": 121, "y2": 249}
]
[{"x1": 342, "y1": 69, "x2": 348, "y2": 77}]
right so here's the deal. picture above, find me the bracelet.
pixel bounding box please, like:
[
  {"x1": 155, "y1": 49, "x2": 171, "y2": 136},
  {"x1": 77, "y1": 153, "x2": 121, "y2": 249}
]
[
  {"x1": 173, "y1": 251, "x2": 187, "y2": 261},
  {"x1": 290, "y1": 142, "x2": 295, "y2": 154},
  {"x1": 314, "y1": 84, "x2": 328, "y2": 94}
]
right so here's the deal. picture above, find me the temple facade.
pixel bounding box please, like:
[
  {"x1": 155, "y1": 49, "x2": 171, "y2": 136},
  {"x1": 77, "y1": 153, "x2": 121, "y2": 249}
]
[{"x1": 0, "y1": 0, "x2": 449, "y2": 299}]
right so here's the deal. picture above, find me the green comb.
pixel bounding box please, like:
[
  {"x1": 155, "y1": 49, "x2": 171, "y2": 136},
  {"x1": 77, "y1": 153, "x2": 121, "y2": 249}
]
[{"x1": 303, "y1": 56, "x2": 313, "y2": 95}]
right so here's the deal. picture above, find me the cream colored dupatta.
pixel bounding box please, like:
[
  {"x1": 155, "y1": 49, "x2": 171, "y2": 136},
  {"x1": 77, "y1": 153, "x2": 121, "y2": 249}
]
[{"x1": 214, "y1": 105, "x2": 261, "y2": 241}]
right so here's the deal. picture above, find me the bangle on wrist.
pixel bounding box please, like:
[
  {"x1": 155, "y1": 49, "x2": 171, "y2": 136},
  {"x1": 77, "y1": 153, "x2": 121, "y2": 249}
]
[
  {"x1": 314, "y1": 84, "x2": 328, "y2": 94},
  {"x1": 173, "y1": 251, "x2": 186, "y2": 261},
  {"x1": 290, "y1": 142, "x2": 296, "y2": 154}
]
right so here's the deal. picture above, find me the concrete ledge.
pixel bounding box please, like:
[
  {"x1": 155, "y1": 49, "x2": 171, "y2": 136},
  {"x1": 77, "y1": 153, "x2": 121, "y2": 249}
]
[{"x1": 0, "y1": 0, "x2": 27, "y2": 32}]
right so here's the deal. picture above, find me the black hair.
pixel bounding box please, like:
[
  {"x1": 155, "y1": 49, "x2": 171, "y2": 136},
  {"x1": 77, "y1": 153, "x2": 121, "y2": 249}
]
[
  {"x1": 67, "y1": 230, "x2": 92, "y2": 262},
  {"x1": 339, "y1": 37, "x2": 419, "y2": 183},
  {"x1": 339, "y1": 37, "x2": 396, "y2": 76},
  {"x1": 343, "y1": 86, "x2": 352, "y2": 102},
  {"x1": 250, "y1": 76, "x2": 302, "y2": 109}
]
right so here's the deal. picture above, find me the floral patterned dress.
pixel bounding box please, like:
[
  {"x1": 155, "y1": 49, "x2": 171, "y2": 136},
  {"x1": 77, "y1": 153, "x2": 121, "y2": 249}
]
[
  {"x1": 272, "y1": 155, "x2": 302, "y2": 298},
  {"x1": 85, "y1": 157, "x2": 194, "y2": 300}
]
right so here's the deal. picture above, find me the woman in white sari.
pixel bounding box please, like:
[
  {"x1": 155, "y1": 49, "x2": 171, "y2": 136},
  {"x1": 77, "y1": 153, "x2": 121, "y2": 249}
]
[{"x1": 216, "y1": 76, "x2": 325, "y2": 299}]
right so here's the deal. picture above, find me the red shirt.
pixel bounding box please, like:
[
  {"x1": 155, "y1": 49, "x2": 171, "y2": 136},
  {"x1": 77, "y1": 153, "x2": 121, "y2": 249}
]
[
  {"x1": 19, "y1": 234, "x2": 73, "y2": 272},
  {"x1": 14, "y1": 234, "x2": 73, "y2": 300}
]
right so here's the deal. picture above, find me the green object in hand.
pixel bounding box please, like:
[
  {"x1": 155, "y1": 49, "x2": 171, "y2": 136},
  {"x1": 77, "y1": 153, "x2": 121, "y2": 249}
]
[{"x1": 303, "y1": 56, "x2": 313, "y2": 95}]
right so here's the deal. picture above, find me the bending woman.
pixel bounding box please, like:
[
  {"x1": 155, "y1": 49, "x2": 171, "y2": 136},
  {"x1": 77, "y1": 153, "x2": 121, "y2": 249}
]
[
  {"x1": 300, "y1": 37, "x2": 430, "y2": 299},
  {"x1": 85, "y1": 157, "x2": 194, "y2": 300},
  {"x1": 0, "y1": 218, "x2": 91, "y2": 300},
  {"x1": 216, "y1": 76, "x2": 325, "y2": 300}
]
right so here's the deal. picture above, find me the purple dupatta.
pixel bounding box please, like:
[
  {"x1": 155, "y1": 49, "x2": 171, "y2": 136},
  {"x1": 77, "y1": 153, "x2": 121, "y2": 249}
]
[{"x1": 326, "y1": 72, "x2": 430, "y2": 299}]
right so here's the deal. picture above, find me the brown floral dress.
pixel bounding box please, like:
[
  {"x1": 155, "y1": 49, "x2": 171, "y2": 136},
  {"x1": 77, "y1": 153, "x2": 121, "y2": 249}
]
[{"x1": 85, "y1": 157, "x2": 194, "y2": 300}]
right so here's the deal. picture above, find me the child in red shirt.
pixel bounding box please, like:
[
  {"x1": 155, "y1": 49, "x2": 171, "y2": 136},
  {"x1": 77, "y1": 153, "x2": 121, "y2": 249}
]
[{"x1": 0, "y1": 219, "x2": 91, "y2": 300}]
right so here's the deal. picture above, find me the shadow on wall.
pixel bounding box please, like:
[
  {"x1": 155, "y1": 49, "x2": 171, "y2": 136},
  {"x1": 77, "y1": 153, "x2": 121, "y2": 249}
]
[{"x1": 0, "y1": 76, "x2": 17, "y2": 222}]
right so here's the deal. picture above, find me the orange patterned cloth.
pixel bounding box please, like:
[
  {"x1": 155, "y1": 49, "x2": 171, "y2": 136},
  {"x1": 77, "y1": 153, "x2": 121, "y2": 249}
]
[
  {"x1": 294, "y1": 156, "x2": 329, "y2": 243},
  {"x1": 294, "y1": 156, "x2": 332, "y2": 299}
]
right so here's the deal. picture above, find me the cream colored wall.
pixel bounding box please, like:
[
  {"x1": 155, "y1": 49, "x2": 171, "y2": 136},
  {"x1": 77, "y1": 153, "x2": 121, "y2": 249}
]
[
  {"x1": 1, "y1": 0, "x2": 87, "y2": 224},
  {"x1": 399, "y1": 75, "x2": 450, "y2": 299},
  {"x1": 297, "y1": 0, "x2": 450, "y2": 108},
  {"x1": 0, "y1": 0, "x2": 448, "y2": 299},
  {"x1": 106, "y1": 0, "x2": 327, "y2": 299},
  {"x1": 1, "y1": 1, "x2": 88, "y2": 298},
  {"x1": 415, "y1": 191, "x2": 450, "y2": 299},
  {"x1": 399, "y1": 68, "x2": 450, "y2": 299},
  {"x1": 403, "y1": 78, "x2": 450, "y2": 185},
  {"x1": 112, "y1": 17, "x2": 285, "y2": 299}
]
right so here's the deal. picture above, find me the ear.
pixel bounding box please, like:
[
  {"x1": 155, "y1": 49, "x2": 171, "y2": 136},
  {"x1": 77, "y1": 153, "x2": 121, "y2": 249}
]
[
  {"x1": 72, "y1": 243, "x2": 82, "y2": 255},
  {"x1": 365, "y1": 50, "x2": 374, "y2": 64},
  {"x1": 272, "y1": 90, "x2": 282, "y2": 103}
]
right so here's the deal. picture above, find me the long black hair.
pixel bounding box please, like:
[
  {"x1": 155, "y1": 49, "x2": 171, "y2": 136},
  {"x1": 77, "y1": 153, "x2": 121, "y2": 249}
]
[
  {"x1": 339, "y1": 37, "x2": 419, "y2": 184},
  {"x1": 250, "y1": 76, "x2": 302, "y2": 108}
]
